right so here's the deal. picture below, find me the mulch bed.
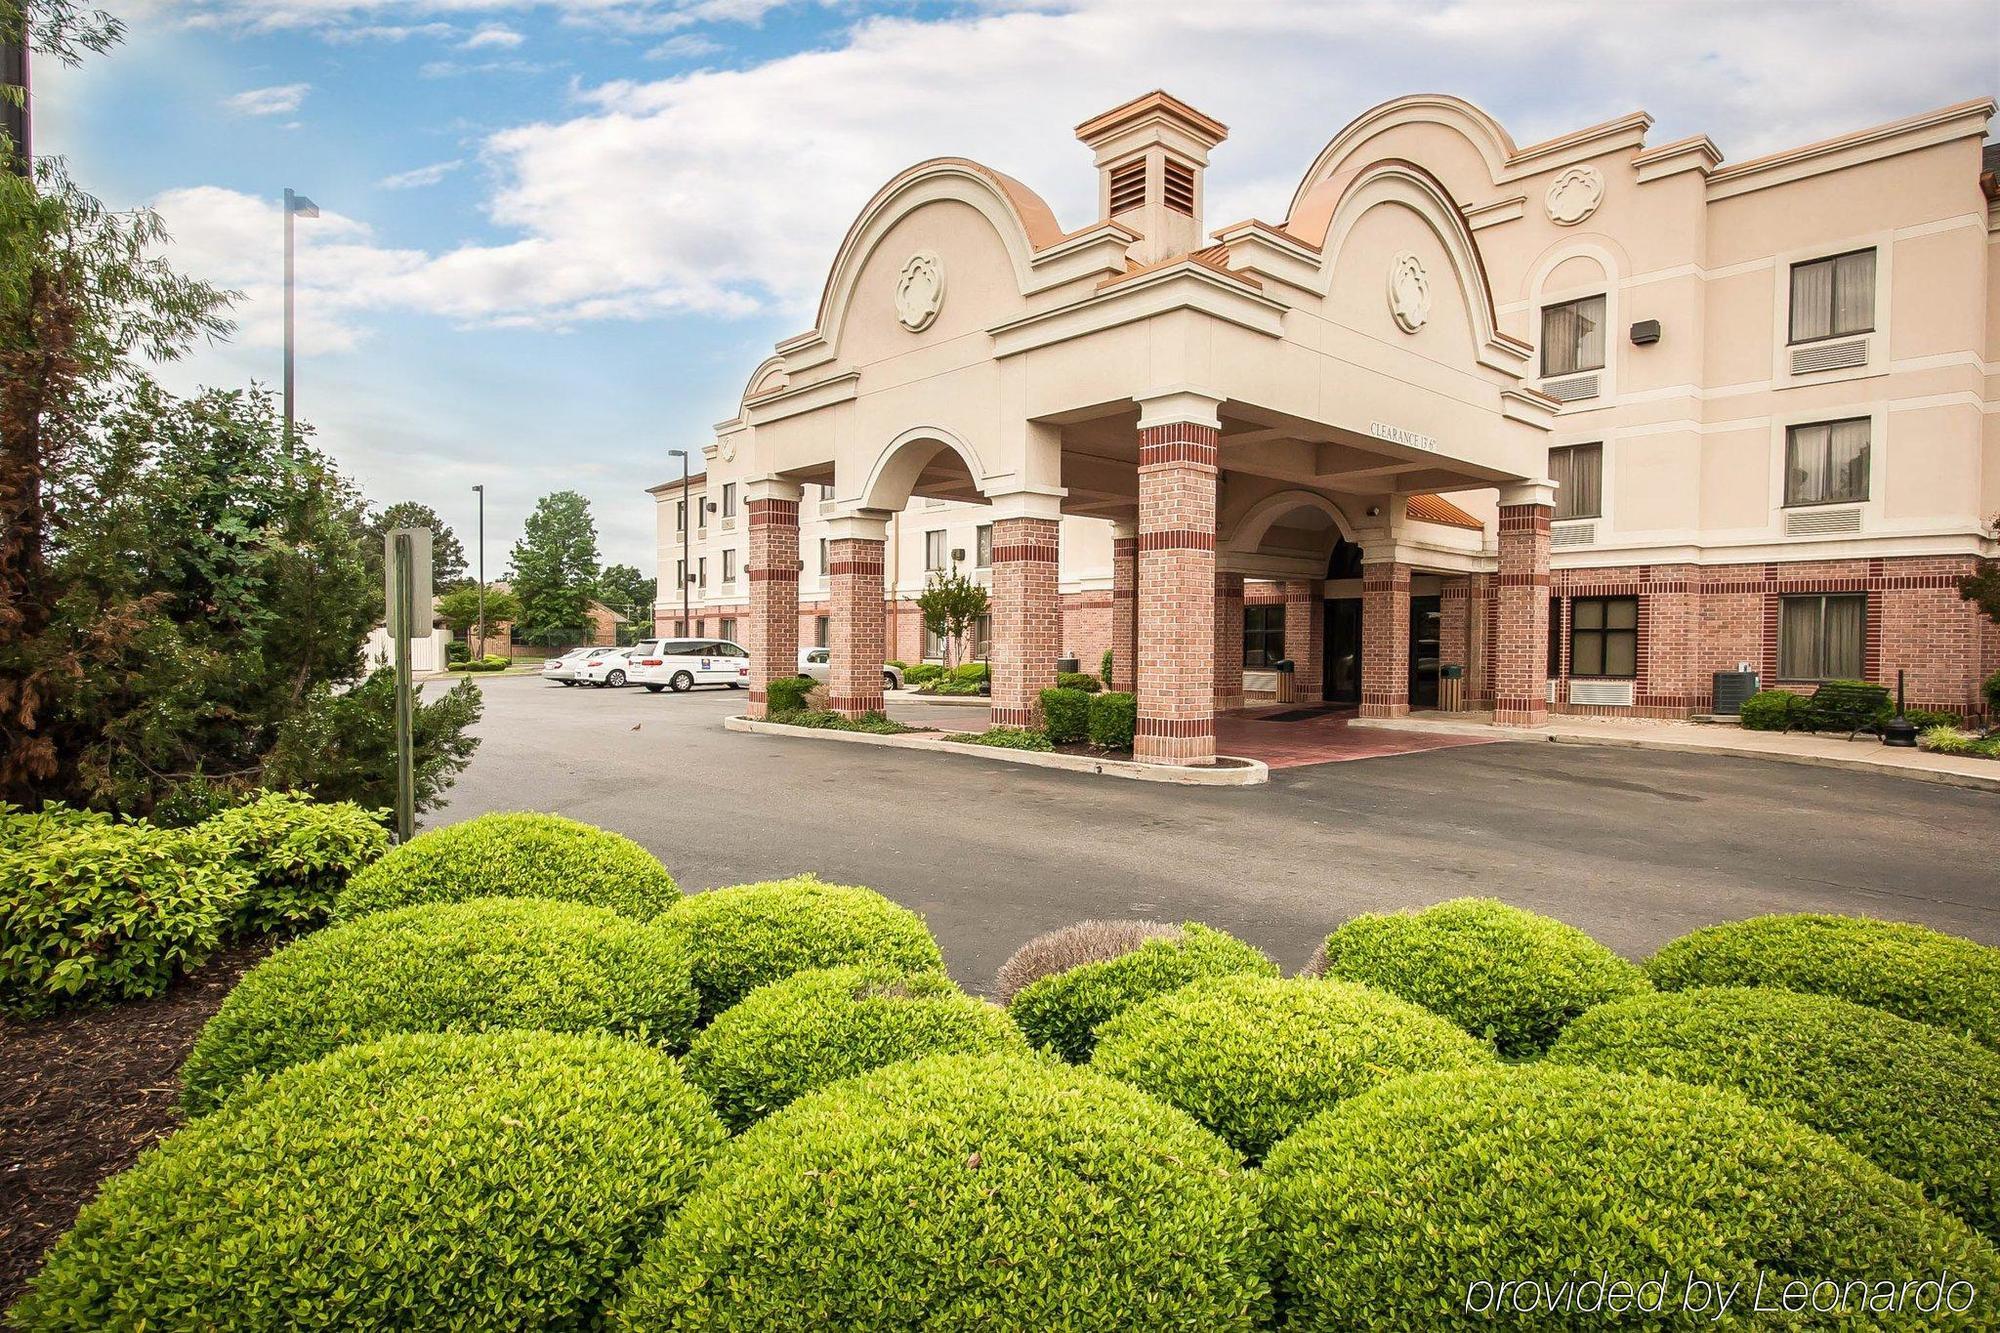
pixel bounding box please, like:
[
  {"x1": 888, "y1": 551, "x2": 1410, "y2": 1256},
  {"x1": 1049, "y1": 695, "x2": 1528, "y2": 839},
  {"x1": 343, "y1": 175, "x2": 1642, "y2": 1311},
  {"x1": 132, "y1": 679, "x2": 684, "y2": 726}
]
[{"x1": 0, "y1": 939, "x2": 271, "y2": 1309}]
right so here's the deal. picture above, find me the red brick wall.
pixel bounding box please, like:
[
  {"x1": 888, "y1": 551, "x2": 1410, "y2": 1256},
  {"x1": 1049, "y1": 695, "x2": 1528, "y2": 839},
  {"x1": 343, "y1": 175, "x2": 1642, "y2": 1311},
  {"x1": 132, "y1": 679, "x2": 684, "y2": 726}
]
[
  {"x1": 1061, "y1": 590, "x2": 1114, "y2": 676},
  {"x1": 1135, "y1": 423, "x2": 1219, "y2": 764},
  {"x1": 826, "y1": 537, "x2": 886, "y2": 717},
  {"x1": 1494, "y1": 503, "x2": 1552, "y2": 726},
  {"x1": 743, "y1": 497, "x2": 799, "y2": 719},
  {"x1": 1360, "y1": 561, "x2": 1410, "y2": 718},
  {"x1": 990, "y1": 516, "x2": 1061, "y2": 727},
  {"x1": 1283, "y1": 579, "x2": 1324, "y2": 704},
  {"x1": 1214, "y1": 572, "x2": 1245, "y2": 709},
  {"x1": 1110, "y1": 535, "x2": 1137, "y2": 692}
]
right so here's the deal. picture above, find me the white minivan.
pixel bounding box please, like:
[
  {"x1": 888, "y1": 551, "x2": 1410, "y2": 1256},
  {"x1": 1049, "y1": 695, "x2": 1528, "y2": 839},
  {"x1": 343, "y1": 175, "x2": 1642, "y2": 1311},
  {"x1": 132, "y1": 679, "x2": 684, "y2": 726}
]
[{"x1": 625, "y1": 638, "x2": 752, "y2": 692}]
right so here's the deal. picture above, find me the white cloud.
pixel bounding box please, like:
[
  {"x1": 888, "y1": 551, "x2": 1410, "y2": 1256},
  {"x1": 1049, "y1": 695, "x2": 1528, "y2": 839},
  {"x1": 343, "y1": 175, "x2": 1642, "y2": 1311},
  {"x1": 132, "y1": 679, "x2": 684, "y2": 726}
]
[
  {"x1": 462, "y1": 23, "x2": 526, "y2": 49},
  {"x1": 646, "y1": 32, "x2": 722, "y2": 60},
  {"x1": 378, "y1": 159, "x2": 467, "y2": 189},
  {"x1": 223, "y1": 82, "x2": 312, "y2": 116}
]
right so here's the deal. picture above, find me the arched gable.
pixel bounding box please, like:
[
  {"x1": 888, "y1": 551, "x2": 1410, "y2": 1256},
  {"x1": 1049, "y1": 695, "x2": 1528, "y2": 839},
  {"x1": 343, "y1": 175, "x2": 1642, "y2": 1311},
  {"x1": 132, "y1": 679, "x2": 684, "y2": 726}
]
[
  {"x1": 1223, "y1": 488, "x2": 1357, "y2": 556},
  {"x1": 857, "y1": 425, "x2": 992, "y2": 512},
  {"x1": 1286, "y1": 94, "x2": 1516, "y2": 231}
]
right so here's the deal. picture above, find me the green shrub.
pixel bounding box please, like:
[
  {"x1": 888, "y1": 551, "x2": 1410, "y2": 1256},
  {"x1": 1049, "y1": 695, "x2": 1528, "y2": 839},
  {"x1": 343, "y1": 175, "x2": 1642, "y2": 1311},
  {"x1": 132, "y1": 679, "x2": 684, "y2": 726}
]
[
  {"x1": 921, "y1": 676, "x2": 985, "y2": 696},
  {"x1": 16, "y1": 1031, "x2": 726, "y2": 1330},
  {"x1": 684, "y1": 964, "x2": 1027, "y2": 1129},
  {"x1": 1100, "y1": 648, "x2": 1113, "y2": 687},
  {"x1": 1087, "y1": 690, "x2": 1137, "y2": 750},
  {"x1": 1055, "y1": 671, "x2": 1102, "y2": 694},
  {"x1": 1, "y1": 823, "x2": 249, "y2": 1015},
  {"x1": 194, "y1": 790, "x2": 389, "y2": 934},
  {"x1": 179, "y1": 897, "x2": 700, "y2": 1114},
  {"x1": 1303, "y1": 897, "x2": 1649, "y2": 1056},
  {"x1": 332, "y1": 811, "x2": 679, "y2": 922},
  {"x1": 764, "y1": 675, "x2": 815, "y2": 713},
  {"x1": 1009, "y1": 922, "x2": 1277, "y2": 1062},
  {"x1": 957, "y1": 725, "x2": 1053, "y2": 751},
  {"x1": 150, "y1": 774, "x2": 247, "y2": 829},
  {"x1": 1890, "y1": 705, "x2": 1963, "y2": 732},
  {"x1": 1922, "y1": 725, "x2": 1980, "y2": 756},
  {"x1": 1985, "y1": 668, "x2": 2000, "y2": 713},
  {"x1": 1738, "y1": 687, "x2": 1812, "y2": 730},
  {"x1": 886, "y1": 659, "x2": 908, "y2": 670},
  {"x1": 446, "y1": 639, "x2": 470, "y2": 665},
  {"x1": 1646, "y1": 913, "x2": 2000, "y2": 1049},
  {"x1": 1038, "y1": 687, "x2": 1091, "y2": 743},
  {"x1": 1092, "y1": 974, "x2": 1495, "y2": 1160},
  {"x1": 1548, "y1": 986, "x2": 2000, "y2": 1240},
  {"x1": 460, "y1": 655, "x2": 510, "y2": 672},
  {"x1": 902, "y1": 662, "x2": 944, "y2": 685},
  {"x1": 658, "y1": 875, "x2": 944, "y2": 1022},
  {"x1": 948, "y1": 661, "x2": 989, "y2": 683},
  {"x1": 1260, "y1": 1064, "x2": 2000, "y2": 1331},
  {"x1": 1809, "y1": 677, "x2": 1892, "y2": 732},
  {"x1": 993, "y1": 918, "x2": 1182, "y2": 1002},
  {"x1": 0, "y1": 801, "x2": 112, "y2": 852},
  {"x1": 608, "y1": 1053, "x2": 1268, "y2": 1331}
]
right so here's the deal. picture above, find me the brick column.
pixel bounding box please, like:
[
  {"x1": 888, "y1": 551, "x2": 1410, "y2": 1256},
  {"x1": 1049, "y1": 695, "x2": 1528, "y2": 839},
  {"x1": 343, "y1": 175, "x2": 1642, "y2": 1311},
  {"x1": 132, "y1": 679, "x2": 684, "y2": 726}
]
[
  {"x1": 1360, "y1": 560, "x2": 1411, "y2": 718},
  {"x1": 743, "y1": 481, "x2": 802, "y2": 720},
  {"x1": 1495, "y1": 493, "x2": 1553, "y2": 726},
  {"x1": 1283, "y1": 579, "x2": 1324, "y2": 704},
  {"x1": 1439, "y1": 577, "x2": 1470, "y2": 711},
  {"x1": 1135, "y1": 411, "x2": 1219, "y2": 765},
  {"x1": 1213, "y1": 571, "x2": 1244, "y2": 711},
  {"x1": 826, "y1": 522, "x2": 887, "y2": 718},
  {"x1": 990, "y1": 512, "x2": 1061, "y2": 727},
  {"x1": 1110, "y1": 521, "x2": 1138, "y2": 693}
]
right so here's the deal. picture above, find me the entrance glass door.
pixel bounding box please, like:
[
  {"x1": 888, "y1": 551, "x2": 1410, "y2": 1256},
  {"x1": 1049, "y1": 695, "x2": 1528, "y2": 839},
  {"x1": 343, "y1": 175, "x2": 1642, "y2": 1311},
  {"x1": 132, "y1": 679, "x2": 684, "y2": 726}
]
[
  {"x1": 1324, "y1": 599, "x2": 1362, "y2": 704},
  {"x1": 1409, "y1": 595, "x2": 1441, "y2": 709}
]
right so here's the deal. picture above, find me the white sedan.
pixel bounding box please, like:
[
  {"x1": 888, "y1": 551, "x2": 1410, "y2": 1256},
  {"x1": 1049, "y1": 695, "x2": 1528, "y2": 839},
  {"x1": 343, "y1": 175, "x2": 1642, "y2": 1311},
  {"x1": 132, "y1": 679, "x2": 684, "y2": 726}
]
[
  {"x1": 539, "y1": 648, "x2": 594, "y2": 685},
  {"x1": 797, "y1": 647, "x2": 904, "y2": 693},
  {"x1": 573, "y1": 647, "x2": 639, "y2": 688},
  {"x1": 627, "y1": 638, "x2": 752, "y2": 692}
]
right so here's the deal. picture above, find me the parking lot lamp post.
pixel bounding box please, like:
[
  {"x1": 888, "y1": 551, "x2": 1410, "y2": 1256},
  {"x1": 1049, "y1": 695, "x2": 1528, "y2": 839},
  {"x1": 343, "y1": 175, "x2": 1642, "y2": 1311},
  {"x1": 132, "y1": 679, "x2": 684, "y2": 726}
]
[
  {"x1": 473, "y1": 483, "x2": 486, "y2": 654},
  {"x1": 282, "y1": 188, "x2": 319, "y2": 457},
  {"x1": 669, "y1": 448, "x2": 691, "y2": 633}
]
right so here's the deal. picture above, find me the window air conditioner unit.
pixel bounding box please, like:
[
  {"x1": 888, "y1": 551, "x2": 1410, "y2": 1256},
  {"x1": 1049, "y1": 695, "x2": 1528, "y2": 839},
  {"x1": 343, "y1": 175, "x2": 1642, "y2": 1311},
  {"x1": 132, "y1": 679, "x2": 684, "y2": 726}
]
[
  {"x1": 1541, "y1": 373, "x2": 1600, "y2": 403},
  {"x1": 1783, "y1": 507, "x2": 1862, "y2": 537},
  {"x1": 1551, "y1": 522, "x2": 1596, "y2": 549},
  {"x1": 1568, "y1": 679, "x2": 1634, "y2": 707},
  {"x1": 1790, "y1": 337, "x2": 1866, "y2": 375}
]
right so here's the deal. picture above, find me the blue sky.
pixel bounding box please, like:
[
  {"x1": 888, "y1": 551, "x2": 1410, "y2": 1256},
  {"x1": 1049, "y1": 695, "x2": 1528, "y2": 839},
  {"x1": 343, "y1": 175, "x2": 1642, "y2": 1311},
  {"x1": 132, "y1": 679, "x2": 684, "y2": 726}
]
[{"x1": 37, "y1": 0, "x2": 1999, "y2": 572}]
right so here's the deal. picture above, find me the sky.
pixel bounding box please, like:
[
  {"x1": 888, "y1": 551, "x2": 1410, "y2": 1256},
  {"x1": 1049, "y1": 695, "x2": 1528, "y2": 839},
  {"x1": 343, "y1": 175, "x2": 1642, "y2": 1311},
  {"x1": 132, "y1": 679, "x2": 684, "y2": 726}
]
[{"x1": 34, "y1": 0, "x2": 2000, "y2": 574}]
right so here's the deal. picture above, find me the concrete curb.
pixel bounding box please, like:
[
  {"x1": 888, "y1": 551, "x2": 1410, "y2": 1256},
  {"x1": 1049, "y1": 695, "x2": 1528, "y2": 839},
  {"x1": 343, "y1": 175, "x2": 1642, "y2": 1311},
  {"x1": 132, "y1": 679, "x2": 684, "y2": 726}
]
[
  {"x1": 1349, "y1": 717, "x2": 2000, "y2": 793},
  {"x1": 724, "y1": 715, "x2": 1268, "y2": 786},
  {"x1": 884, "y1": 689, "x2": 991, "y2": 708}
]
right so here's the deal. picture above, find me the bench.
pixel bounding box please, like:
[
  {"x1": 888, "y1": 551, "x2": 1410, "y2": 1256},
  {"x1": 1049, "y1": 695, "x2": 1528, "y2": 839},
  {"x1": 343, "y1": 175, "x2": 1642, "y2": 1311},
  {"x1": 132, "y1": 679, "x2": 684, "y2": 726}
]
[{"x1": 1807, "y1": 679, "x2": 1891, "y2": 740}]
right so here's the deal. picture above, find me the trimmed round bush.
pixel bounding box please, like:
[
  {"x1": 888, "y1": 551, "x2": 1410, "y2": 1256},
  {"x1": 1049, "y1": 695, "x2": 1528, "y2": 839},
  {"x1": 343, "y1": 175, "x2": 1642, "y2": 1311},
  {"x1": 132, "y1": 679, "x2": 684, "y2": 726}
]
[
  {"x1": 684, "y1": 964, "x2": 1027, "y2": 1129},
  {"x1": 332, "y1": 811, "x2": 679, "y2": 921},
  {"x1": 1261, "y1": 1064, "x2": 2000, "y2": 1330},
  {"x1": 178, "y1": 897, "x2": 700, "y2": 1115},
  {"x1": 1549, "y1": 986, "x2": 2000, "y2": 1240},
  {"x1": 1, "y1": 822, "x2": 249, "y2": 1015},
  {"x1": 1303, "y1": 898, "x2": 1649, "y2": 1055},
  {"x1": 1091, "y1": 974, "x2": 1496, "y2": 1160},
  {"x1": 16, "y1": 1031, "x2": 727, "y2": 1330},
  {"x1": 1007, "y1": 921, "x2": 1276, "y2": 1062},
  {"x1": 1646, "y1": 913, "x2": 2000, "y2": 1050},
  {"x1": 657, "y1": 875, "x2": 943, "y2": 1021},
  {"x1": 993, "y1": 918, "x2": 1182, "y2": 1003},
  {"x1": 609, "y1": 1053, "x2": 1268, "y2": 1331},
  {"x1": 195, "y1": 789, "x2": 389, "y2": 933}
]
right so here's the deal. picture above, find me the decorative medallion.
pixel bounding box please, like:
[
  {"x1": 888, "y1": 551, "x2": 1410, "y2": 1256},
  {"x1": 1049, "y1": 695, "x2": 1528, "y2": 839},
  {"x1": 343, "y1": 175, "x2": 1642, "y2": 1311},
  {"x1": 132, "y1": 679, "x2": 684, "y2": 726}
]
[
  {"x1": 1386, "y1": 251, "x2": 1431, "y2": 334},
  {"x1": 894, "y1": 251, "x2": 945, "y2": 332},
  {"x1": 718, "y1": 437, "x2": 737, "y2": 463},
  {"x1": 1544, "y1": 166, "x2": 1604, "y2": 226}
]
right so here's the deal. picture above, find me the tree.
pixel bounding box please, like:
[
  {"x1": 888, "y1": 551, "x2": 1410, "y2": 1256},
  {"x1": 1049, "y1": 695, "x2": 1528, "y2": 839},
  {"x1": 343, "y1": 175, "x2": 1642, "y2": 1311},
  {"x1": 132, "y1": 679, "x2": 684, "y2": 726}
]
[
  {"x1": 1958, "y1": 515, "x2": 2000, "y2": 626},
  {"x1": 508, "y1": 490, "x2": 599, "y2": 647},
  {"x1": 266, "y1": 672, "x2": 482, "y2": 815},
  {"x1": 596, "y1": 562, "x2": 655, "y2": 631},
  {"x1": 362, "y1": 500, "x2": 468, "y2": 595},
  {"x1": 435, "y1": 583, "x2": 520, "y2": 637},
  {"x1": 916, "y1": 569, "x2": 988, "y2": 668}
]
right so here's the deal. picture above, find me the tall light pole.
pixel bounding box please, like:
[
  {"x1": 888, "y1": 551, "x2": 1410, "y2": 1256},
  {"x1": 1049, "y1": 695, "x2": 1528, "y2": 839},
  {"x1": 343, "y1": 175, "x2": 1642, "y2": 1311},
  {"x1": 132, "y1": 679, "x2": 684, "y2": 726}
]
[
  {"x1": 472, "y1": 483, "x2": 486, "y2": 655},
  {"x1": 668, "y1": 449, "x2": 691, "y2": 634},
  {"x1": 282, "y1": 188, "x2": 319, "y2": 455}
]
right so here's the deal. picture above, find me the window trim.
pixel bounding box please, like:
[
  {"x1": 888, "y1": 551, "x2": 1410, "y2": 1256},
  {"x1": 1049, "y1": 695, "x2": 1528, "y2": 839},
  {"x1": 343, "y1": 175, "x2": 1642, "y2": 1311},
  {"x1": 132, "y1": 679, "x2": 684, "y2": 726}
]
[
  {"x1": 1567, "y1": 595, "x2": 1638, "y2": 681},
  {"x1": 1776, "y1": 592, "x2": 1868, "y2": 683},
  {"x1": 1539, "y1": 293, "x2": 1608, "y2": 378},
  {"x1": 1786, "y1": 247, "x2": 1877, "y2": 347}
]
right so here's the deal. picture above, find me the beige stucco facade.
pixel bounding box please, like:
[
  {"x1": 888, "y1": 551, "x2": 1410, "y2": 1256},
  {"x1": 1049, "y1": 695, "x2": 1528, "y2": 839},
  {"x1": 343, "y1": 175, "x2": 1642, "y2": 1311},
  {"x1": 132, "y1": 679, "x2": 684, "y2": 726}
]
[{"x1": 655, "y1": 90, "x2": 2000, "y2": 760}]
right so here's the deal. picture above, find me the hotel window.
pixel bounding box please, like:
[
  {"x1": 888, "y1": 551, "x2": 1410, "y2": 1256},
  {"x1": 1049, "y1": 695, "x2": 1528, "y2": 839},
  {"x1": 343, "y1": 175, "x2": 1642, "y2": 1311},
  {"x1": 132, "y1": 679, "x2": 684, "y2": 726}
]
[
  {"x1": 924, "y1": 626, "x2": 946, "y2": 659},
  {"x1": 972, "y1": 614, "x2": 991, "y2": 659},
  {"x1": 697, "y1": 557, "x2": 707, "y2": 587},
  {"x1": 818, "y1": 484, "x2": 834, "y2": 501},
  {"x1": 697, "y1": 501, "x2": 707, "y2": 530},
  {"x1": 1243, "y1": 605, "x2": 1286, "y2": 668},
  {"x1": 924, "y1": 529, "x2": 947, "y2": 571},
  {"x1": 1569, "y1": 597, "x2": 1637, "y2": 678},
  {"x1": 1779, "y1": 594, "x2": 1865, "y2": 681},
  {"x1": 675, "y1": 558, "x2": 686, "y2": 589},
  {"x1": 815, "y1": 615, "x2": 830, "y2": 648},
  {"x1": 818, "y1": 537, "x2": 829, "y2": 575},
  {"x1": 1540, "y1": 295, "x2": 1605, "y2": 377},
  {"x1": 1785, "y1": 418, "x2": 1870, "y2": 507},
  {"x1": 721, "y1": 483, "x2": 737, "y2": 518},
  {"x1": 1549, "y1": 443, "x2": 1602, "y2": 521},
  {"x1": 975, "y1": 524, "x2": 993, "y2": 569},
  {"x1": 1789, "y1": 249, "x2": 1875, "y2": 344},
  {"x1": 719, "y1": 617, "x2": 737, "y2": 642},
  {"x1": 722, "y1": 550, "x2": 736, "y2": 584},
  {"x1": 1547, "y1": 595, "x2": 1563, "y2": 674},
  {"x1": 675, "y1": 500, "x2": 687, "y2": 533}
]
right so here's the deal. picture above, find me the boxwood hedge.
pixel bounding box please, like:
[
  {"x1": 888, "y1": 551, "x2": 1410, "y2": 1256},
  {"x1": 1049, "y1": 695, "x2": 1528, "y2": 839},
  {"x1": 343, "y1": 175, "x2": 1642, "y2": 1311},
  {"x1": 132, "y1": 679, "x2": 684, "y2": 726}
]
[
  {"x1": 657, "y1": 876, "x2": 944, "y2": 1022},
  {"x1": 993, "y1": 918, "x2": 1183, "y2": 1003},
  {"x1": 608, "y1": 1053, "x2": 1268, "y2": 1331},
  {"x1": 1303, "y1": 898, "x2": 1650, "y2": 1055},
  {"x1": 1007, "y1": 921, "x2": 1277, "y2": 1062},
  {"x1": 331, "y1": 811, "x2": 679, "y2": 922},
  {"x1": 1261, "y1": 1064, "x2": 2000, "y2": 1330},
  {"x1": 195, "y1": 790, "x2": 389, "y2": 934},
  {"x1": 1646, "y1": 913, "x2": 2000, "y2": 1049},
  {"x1": 683, "y1": 964, "x2": 1027, "y2": 1129},
  {"x1": 1091, "y1": 974, "x2": 1496, "y2": 1160},
  {"x1": 15, "y1": 1031, "x2": 727, "y2": 1331},
  {"x1": 1549, "y1": 985, "x2": 2000, "y2": 1240},
  {"x1": 178, "y1": 897, "x2": 700, "y2": 1115}
]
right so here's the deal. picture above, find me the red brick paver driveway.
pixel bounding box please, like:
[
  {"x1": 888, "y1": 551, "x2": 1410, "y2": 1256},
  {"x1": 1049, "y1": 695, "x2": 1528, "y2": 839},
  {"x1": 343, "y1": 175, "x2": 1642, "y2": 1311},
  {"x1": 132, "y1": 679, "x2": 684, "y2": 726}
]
[{"x1": 1217, "y1": 704, "x2": 1498, "y2": 770}]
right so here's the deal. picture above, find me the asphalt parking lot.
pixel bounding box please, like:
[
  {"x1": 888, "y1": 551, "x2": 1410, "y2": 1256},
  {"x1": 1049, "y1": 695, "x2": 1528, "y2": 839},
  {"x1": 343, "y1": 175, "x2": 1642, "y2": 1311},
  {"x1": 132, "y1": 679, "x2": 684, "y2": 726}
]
[{"x1": 432, "y1": 673, "x2": 1999, "y2": 994}]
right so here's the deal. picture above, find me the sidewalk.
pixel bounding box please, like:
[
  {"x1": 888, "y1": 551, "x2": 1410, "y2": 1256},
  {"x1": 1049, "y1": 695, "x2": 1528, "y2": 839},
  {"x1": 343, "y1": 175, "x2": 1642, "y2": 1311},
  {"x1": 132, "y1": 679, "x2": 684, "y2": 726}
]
[{"x1": 1351, "y1": 712, "x2": 2000, "y2": 793}]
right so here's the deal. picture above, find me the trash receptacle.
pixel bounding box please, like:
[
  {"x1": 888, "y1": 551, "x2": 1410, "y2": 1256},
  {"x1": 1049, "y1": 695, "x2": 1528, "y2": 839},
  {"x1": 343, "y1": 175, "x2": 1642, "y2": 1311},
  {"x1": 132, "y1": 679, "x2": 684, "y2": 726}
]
[
  {"x1": 1272, "y1": 658, "x2": 1297, "y2": 703},
  {"x1": 1439, "y1": 663, "x2": 1465, "y2": 712}
]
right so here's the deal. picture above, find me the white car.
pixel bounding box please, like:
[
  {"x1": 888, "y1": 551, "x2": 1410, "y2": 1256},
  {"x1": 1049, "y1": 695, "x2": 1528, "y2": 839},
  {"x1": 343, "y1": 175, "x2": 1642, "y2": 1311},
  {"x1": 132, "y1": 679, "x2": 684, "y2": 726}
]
[
  {"x1": 573, "y1": 646, "x2": 639, "y2": 688},
  {"x1": 626, "y1": 638, "x2": 752, "y2": 693},
  {"x1": 797, "y1": 647, "x2": 904, "y2": 693},
  {"x1": 539, "y1": 648, "x2": 594, "y2": 685}
]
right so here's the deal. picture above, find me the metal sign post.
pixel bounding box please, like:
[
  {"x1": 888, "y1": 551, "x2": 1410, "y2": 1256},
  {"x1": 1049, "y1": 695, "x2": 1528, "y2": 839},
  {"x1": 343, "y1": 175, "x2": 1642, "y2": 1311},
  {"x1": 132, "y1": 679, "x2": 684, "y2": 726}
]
[{"x1": 384, "y1": 528, "x2": 433, "y2": 844}]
